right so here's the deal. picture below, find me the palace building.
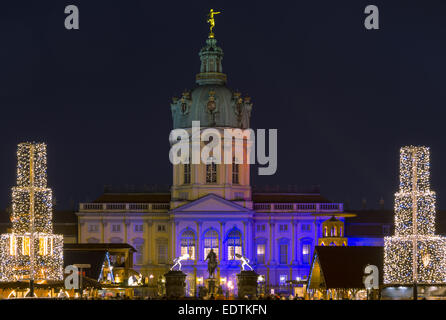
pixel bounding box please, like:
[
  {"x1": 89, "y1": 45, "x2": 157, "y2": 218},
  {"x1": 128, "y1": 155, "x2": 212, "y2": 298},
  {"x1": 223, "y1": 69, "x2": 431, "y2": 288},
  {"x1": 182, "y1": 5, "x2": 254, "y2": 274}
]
[{"x1": 76, "y1": 30, "x2": 350, "y2": 296}]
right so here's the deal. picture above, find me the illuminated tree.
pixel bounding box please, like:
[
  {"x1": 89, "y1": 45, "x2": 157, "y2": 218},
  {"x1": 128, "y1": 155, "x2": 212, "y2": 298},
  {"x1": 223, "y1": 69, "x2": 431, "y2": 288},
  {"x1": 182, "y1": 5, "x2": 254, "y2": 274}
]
[
  {"x1": 0, "y1": 142, "x2": 63, "y2": 281},
  {"x1": 384, "y1": 146, "x2": 446, "y2": 284}
]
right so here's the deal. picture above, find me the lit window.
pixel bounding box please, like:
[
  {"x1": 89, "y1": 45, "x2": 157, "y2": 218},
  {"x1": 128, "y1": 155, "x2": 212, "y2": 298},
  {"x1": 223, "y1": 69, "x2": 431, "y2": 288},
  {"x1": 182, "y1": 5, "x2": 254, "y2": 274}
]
[
  {"x1": 180, "y1": 229, "x2": 196, "y2": 260},
  {"x1": 279, "y1": 275, "x2": 288, "y2": 286},
  {"x1": 302, "y1": 243, "x2": 311, "y2": 264},
  {"x1": 206, "y1": 162, "x2": 217, "y2": 183},
  {"x1": 227, "y1": 229, "x2": 242, "y2": 260},
  {"x1": 257, "y1": 244, "x2": 265, "y2": 264},
  {"x1": 204, "y1": 229, "x2": 219, "y2": 260}
]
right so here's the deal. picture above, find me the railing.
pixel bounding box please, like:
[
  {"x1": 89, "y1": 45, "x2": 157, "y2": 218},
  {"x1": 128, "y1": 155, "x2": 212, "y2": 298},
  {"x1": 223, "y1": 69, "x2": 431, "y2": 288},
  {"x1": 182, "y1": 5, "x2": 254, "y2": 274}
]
[
  {"x1": 79, "y1": 203, "x2": 170, "y2": 213},
  {"x1": 253, "y1": 203, "x2": 343, "y2": 213}
]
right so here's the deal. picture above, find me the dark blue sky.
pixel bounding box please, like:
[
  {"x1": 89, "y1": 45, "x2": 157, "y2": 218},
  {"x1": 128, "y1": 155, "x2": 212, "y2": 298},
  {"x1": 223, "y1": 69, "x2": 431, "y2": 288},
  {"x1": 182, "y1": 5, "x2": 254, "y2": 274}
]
[{"x1": 0, "y1": 0, "x2": 445, "y2": 210}]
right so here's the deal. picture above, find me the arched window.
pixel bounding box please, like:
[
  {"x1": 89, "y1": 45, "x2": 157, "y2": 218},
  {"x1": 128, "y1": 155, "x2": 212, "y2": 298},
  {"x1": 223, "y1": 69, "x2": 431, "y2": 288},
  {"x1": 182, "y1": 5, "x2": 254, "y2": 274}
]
[
  {"x1": 232, "y1": 158, "x2": 240, "y2": 184},
  {"x1": 180, "y1": 229, "x2": 196, "y2": 260},
  {"x1": 324, "y1": 226, "x2": 328, "y2": 237},
  {"x1": 227, "y1": 229, "x2": 242, "y2": 260},
  {"x1": 340, "y1": 226, "x2": 343, "y2": 237},
  {"x1": 301, "y1": 239, "x2": 312, "y2": 265},
  {"x1": 204, "y1": 229, "x2": 219, "y2": 260}
]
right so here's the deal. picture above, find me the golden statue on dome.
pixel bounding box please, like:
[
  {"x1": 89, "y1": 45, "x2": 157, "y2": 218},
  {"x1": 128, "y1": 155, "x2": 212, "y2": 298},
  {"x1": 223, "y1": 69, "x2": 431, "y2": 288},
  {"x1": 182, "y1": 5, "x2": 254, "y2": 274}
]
[{"x1": 207, "y1": 9, "x2": 221, "y2": 38}]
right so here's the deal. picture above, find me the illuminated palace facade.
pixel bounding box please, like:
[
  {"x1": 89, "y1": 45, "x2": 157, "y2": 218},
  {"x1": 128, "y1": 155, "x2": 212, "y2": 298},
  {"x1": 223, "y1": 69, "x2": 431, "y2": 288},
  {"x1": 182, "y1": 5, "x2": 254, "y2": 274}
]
[{"x1": 76, "y1": 33, "x2": 347, "y2": 295}]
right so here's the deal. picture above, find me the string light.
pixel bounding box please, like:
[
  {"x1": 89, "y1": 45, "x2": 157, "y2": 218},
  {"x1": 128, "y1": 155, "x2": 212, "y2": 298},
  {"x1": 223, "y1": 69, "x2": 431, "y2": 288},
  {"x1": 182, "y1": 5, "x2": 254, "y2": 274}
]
[
  {"x1": 384, "y1": 146, "x2": 446, "y2": 284},
  {"x1": 0, "y1": 142, "x2": 63, "y2": 281}
]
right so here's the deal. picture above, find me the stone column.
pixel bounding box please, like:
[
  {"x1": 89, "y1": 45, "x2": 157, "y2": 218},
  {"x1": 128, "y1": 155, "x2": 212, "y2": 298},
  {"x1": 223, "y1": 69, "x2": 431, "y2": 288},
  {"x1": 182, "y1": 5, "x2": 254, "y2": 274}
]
[
  {"x1": 269, "y1": 220, "x2": 276, "y2": 264},
  {"x1": 174, "y1": 221, "x2": 180, "y2": 258},
  {"x1": 145, "y1": 220, "x2": 153, "y2": 264},
  {"x1": 196, "y1": 221, "x2": 202, "y2": 261},
  {"x1": 101, "y1": 219, "x2": 107, "y2": 243},
  {"x1": 78, "y1": 222, "x2": 84, "y2": 243},
  {"x1": 243, "y1": 221, "x2": 247, "y2": 256},
  {"x1": 124, "y1": 219, "x2": 130, "y2": 244},
  {"x1": 221, "y1": 222, "x2": 226, "y2": 261},
  {"x1": 292, "y1": 220, "x2": 298, "y2": 265}
]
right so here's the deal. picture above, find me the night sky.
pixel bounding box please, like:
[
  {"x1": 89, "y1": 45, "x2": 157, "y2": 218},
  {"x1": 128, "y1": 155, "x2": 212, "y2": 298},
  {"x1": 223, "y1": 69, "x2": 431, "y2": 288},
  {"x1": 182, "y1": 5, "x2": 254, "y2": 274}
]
[{"x1": 1, "y1": 0, "x2": 445, "y2": 211}]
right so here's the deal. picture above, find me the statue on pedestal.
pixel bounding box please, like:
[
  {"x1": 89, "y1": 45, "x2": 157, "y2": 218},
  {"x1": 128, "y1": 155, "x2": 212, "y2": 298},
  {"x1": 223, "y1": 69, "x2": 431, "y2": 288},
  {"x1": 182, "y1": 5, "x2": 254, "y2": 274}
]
[{"x1": 205, "y1": 248, "x2": 218, "y2": 278}]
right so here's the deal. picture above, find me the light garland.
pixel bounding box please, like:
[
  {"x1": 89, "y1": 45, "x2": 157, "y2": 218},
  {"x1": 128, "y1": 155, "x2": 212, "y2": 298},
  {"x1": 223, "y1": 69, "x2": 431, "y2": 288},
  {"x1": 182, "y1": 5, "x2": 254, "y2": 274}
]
[
  {"x1": 0, "y1": 142, "x2": 63, "y2": 281},
  {"x1": 384, "y1": 146, "x2": 446, "y2": 285}
]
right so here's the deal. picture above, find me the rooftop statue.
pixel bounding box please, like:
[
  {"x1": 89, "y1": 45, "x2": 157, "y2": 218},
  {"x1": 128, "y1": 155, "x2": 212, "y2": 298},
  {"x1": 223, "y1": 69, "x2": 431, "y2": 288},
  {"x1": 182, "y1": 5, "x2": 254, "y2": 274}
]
[{"x1": 207, "y1": 9, "x2": 221, "y2": 38}]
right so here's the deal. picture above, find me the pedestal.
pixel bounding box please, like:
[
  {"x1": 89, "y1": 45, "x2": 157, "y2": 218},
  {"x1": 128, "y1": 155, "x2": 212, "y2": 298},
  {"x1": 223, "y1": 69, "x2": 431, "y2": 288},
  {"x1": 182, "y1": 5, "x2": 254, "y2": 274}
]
[
  {"x1": 205, "y1": 278, "x2": 216, "y2": 297},
  {"x1": 164, "y1": 270, "x2": 186, "y2": 298},
  {"x1": 237, "y1": 270, "x2": 258, "y2": 299}
]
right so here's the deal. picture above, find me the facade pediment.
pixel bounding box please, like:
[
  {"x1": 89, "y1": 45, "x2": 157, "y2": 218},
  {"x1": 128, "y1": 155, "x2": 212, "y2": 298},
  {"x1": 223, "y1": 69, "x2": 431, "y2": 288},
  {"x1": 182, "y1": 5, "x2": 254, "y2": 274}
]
[{"x1": 171, "y1": 194, "x2": 251, "y2": 214}]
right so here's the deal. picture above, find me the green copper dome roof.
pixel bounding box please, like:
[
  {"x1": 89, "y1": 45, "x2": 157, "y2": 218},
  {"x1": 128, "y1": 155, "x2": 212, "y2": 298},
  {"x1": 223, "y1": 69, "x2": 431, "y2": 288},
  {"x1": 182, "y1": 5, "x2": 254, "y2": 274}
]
[{"x1": 171, "y1": 37, "x2": 252, "y2": 129}]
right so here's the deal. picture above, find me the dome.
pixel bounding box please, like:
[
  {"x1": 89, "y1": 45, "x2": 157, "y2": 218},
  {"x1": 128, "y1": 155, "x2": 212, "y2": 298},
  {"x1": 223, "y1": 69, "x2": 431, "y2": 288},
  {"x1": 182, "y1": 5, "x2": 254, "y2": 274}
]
[{"x1": 171, "y1": 37, "x2": 252, "y2": 129}]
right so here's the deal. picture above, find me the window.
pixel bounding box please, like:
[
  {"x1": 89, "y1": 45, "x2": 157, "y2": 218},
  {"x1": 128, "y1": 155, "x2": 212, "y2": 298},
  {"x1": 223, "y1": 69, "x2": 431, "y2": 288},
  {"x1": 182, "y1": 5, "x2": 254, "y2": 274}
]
[
  {"x1": 279, "y1": 224, "x2": 288, "y2": 232},
  {"x1": 227, "y1": 229, "x2": 242, "y2": 260},
  {"x1": 179, "y1": 192, "x2": 189, "y2": 200},
  {"x1": 183, "y1": 163, "x2": 191, "y2": 184},
  {"x1": 134, "y1": 224, "x2": 143, "y2": 232},
  {"x1": 133, "y1": 238, "x2": 144, "y2": 265},
  {"x1": 279, "y1": 275, "x2": 288, "y2": 286},
  {"x1": 279, "y1": 244, "x2": 288, "y2": 264},
  {"x1": 157, "y1": 224, "x2": 167, "y2": 232},
  {"x1": 256, "y1": 224, "x2": 266, "y2": 232},
  {"x1": 157, "y1": 239, "x2": 168, "y2": 264},
  {"x1": 112, "y1": 224, "x2": 121, "y2": 232},
  {"x1": 257, "y1": 244, "x2": 265, "y2": 264},
  {"x1": 234, "y1": 192, "x2": 244, "y2": 200},
  {"x1": 204, "y1": 229, "x2": 219, "y2": 260},
  {"x1": 301, "y1": 224, "x2": 311, "y2": 232},
  {"x1": 232, "y1": 160, "x2": 239, "y2": 184},
  {"x1": 302, "y1": 242, "x2": 311, "y2": 264},
  {"x1": 88, "y1": 224, "x2": 99, "y2": 232},
  {"x1": 206, "y1": 163, "x2": 217, "y2": 183},
  {"x1": 180, "y1": 229, "x2": 196, "y2": 260}
]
